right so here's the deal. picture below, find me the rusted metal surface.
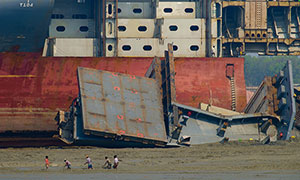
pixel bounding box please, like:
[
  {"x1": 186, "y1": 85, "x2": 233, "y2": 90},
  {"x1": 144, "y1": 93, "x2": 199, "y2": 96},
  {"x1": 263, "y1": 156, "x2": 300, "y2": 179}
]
[
  {"x1": 0, "y1": 52, "x2": 247, "y2": 135},
  {"x1": 244, "y1": 61, "x2": 296, "y2": 140},
  {"x1": 174, "y1": 57, "x2": 247, "y2": 112},
  {"x1": 77, "y1": 67, "x2": 166, "y2": 143},
  {"x1": 245, "y1": 1, "x2": 267, "y2": 30}
]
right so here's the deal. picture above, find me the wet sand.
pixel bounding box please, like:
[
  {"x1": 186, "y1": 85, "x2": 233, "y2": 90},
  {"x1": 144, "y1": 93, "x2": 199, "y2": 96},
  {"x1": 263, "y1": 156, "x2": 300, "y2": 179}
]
[{"x1": 0, "y1": 139, "x2": 300, "y2": 179}]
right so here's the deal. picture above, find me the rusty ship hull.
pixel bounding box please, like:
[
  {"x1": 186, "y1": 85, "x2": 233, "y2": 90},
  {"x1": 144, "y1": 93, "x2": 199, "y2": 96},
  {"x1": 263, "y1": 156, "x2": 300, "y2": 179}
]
[{"x1": 0, "y1": 52, "x2": 247, "y2": 146}]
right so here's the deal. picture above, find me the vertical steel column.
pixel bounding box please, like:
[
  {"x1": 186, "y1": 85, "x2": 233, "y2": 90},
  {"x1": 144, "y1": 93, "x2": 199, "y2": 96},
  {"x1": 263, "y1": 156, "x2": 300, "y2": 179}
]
[
  {"x1": 206, "y1": 0, "x2": 212, "y2": 57},
  {"x1": 102, "y1": 0, "x2": 106, "y2": 56}
]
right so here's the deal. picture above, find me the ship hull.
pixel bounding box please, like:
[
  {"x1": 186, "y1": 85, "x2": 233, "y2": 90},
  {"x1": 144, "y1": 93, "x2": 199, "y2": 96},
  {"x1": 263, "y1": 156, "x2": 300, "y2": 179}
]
[
  {"x1": 0, "y1": 53, "x2": 246, "y2": 145},
  {"x1": 0, "y1": 0, "x2": 54, "y2": 52}
]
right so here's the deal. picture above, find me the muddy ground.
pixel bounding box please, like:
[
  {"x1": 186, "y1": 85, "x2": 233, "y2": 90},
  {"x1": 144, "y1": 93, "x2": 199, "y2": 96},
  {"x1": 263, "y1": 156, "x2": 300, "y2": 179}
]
[{"x1": 0, "y1": 139, "x2": 300, "y2": 179}]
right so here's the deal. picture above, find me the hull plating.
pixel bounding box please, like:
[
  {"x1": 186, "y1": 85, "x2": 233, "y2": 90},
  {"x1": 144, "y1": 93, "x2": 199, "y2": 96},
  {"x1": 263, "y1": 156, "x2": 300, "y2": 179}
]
[{"x1": 0, "y1": 53, "x2": 246, "y2": 133}]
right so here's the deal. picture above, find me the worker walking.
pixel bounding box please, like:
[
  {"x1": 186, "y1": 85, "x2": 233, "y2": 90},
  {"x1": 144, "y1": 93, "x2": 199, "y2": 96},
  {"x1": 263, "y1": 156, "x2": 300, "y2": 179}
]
[
  {"x1": 45, "y1": 156, "x2": 50, "y2": 169},
  {"x1": 103, "y1": 156, "x2": 112, "y2": 169},
  {"x1": 64, "y1": 159, "x2": 71, "y2": 169},
  {"x1": 84, "y1": 155, "x2": 93, "y2": 169},
  {"x1": 113, "y1": 155, "x2": 119, "y2": 169}
]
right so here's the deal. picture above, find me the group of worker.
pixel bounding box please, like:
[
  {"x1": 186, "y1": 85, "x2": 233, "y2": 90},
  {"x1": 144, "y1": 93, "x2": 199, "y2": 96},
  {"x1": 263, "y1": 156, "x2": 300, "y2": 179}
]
[{"x1": 44, "y1": 155, "x2": 119, "y2": 170}]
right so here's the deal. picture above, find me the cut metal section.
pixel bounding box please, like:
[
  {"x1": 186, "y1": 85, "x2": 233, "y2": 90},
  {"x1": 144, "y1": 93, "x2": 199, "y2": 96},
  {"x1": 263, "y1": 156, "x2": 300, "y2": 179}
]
[{"x1": 76, "y1": 67, "x2": 167, "y2": 146}]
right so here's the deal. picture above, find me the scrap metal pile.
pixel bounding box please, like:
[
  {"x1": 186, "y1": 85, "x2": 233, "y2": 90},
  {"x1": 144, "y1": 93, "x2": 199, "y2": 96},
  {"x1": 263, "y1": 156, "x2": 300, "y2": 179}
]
[{"x1": 56, "y1": 44, "x2": 296, "y2": 147}]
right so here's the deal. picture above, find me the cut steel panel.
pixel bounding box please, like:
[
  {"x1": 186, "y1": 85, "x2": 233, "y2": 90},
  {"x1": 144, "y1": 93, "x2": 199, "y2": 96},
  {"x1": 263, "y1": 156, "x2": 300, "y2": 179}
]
[
  {"x1": 160, "y1": 19, "x2": 206, "y2": 39},
  {"x1": 117, "y1": 19, "x2": 156, "y2": 38},
  {"x1": 77, "y1": 67, "x2": 166, "y2": 142},
  {"x1": 156, "y1": 2, "x2": 196, "y2": 19},
  {"x1": 53, "y1": 38, "x2": 96, "y2": 57}
]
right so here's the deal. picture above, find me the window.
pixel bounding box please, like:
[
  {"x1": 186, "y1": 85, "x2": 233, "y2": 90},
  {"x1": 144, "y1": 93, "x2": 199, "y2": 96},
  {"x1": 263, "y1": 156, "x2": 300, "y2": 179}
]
[
  {"x1": 108, "y1": 4, "x2": 112, "y2": 15},
  {"x1": 163, "y1": 8, "x2": 173, "y2": 13},
  {"x1": 143, "y1": 45, "x2": 152, "y2": 51},
  {"x1": 138, "y1": 26, "x2": 147, "y2": 32},
  {"x1": 169, "y1": 25, "x2": 178, "y2": 31},
  {"x1": 185, "y1": 8, "x2": 194, "y2": 13},
  {"x1": 79, "y1": 26, "x2": 89, "y2": 32},
  {"x1": 190, "y1": 25, "x2": 199, "y2": 31},
  {"x1": 190, "y1": 45, "x2": 199, "y2": 51},
  {"x1": 173, "y1": 45, "x2": 178, "y2": 51},
  {"x1": 56, "y1": 26, "x2": 65, "y2": 32},
  {"x1": 108, "y1": 45, "x2": 113, "y2": 51},
  {"x1": 122, "y1": 45, "x2": 131, "y2": 51},
  {"x1": 118, "y1": 26, "x2": 126, "y2": 32},
  {"x1": 133, "y1": 8, "x2": 142, "y2": 14}
]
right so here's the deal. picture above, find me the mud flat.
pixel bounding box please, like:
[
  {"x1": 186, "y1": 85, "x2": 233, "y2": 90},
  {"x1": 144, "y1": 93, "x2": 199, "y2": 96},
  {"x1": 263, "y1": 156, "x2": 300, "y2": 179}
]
[{"x1": 0, "y1": 140, "x2": 300, "y2": 180}]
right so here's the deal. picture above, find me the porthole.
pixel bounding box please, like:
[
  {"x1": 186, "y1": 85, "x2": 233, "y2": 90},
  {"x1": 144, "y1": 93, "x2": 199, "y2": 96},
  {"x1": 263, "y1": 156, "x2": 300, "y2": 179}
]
[
  {"x1": 122, "y1": 45, "x2": 131, "y2": 51},
  {"x1": 118, "y1": 8, "x2": 121, "y2": 13},
  {"x1": 56, "y1": 26, "x2": 65, "y2": 32},
  {"x1": 190, "y1": 45, "x2": 199, "y2": 51},
  {"x1": 163, "y1": 8, "x2": 173, "y2": 13},
  {"x1": 133, "y1": 8, "x2": 142, "y2": 14},
  {"x1": 138, "y1": 26, "x2": 147, "y2": 32},
  {"x1": 169, "y1": 25, "x2": 178, "y2": 31},
  {"x1": 143, "y1": 45, "x2": 152, "y2": 51},
  {"x1": 79, "y1": 26, "x2": 89, "y2": 32},
  {"x1": 173, "y1": 45, "x2": 178, "y2": 51},
  {"x1": 108, "y1": 45, "x2": 113, "y2": 51},
  {"x1": 190, "y1": 25, "x2": 199, "y2": 31},
  {"x1": 185, "y1": 8, "x2": 194, "y2": 13},
  {"x1": 108, "y1": 4, "x2": 112, "y2": 15},
  {"x1": 118, "y1": 26, "x2": 126, "y2": 32}
]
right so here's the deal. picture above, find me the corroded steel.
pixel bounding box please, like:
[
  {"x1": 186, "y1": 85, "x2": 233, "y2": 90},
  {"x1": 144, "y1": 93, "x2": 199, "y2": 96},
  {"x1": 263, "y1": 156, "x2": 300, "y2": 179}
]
[
  {"x1": 77, "y1": 67, "x2": 166, "y2": 143},
  {"x1": 0, "y1": 52, "x2": 247, "y2": 134}
]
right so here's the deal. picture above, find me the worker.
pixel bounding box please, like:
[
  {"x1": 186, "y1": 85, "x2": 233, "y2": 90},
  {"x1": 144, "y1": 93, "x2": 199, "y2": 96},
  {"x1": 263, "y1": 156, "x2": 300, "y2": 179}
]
[
  {"x1": 84, "y1": 155, "x2": 93, "y2": 169},
  {"x1": 113, "y1": 155, "x2": 119, "y2": 169},
  {"x1": 103, "y1": 156, "x2": 112, "y2": 169},
  {"x1": 64, "y1": 159, "x2": 71, "y2": 169},
  {"x1": 45, "y1": 156, "x2": 49, "y2": 169}
]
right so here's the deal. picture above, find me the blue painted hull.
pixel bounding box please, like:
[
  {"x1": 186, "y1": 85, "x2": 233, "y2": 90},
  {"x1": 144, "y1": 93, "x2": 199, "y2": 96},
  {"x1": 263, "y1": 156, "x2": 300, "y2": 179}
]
[{"x1": 0, "y1": 0, "x2": 54, "y2": 52}]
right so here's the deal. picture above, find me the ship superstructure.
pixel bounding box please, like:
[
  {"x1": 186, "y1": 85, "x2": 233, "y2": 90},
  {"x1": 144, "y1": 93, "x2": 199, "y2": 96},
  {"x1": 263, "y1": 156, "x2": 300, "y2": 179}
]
[{"x1": 1, "y1": 0, "x2": 300, "y2": 56}]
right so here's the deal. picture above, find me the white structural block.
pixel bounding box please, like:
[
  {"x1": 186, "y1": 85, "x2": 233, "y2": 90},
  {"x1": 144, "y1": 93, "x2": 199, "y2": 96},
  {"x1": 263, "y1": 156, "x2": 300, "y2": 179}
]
[
  {"x1": 49, "y1": 19, "x2": 95, "y2": 38},
  {"x1": 160, "y1": 19, "x2": 205, "y2": 39},
  {"x1": 118, "y1": 19, "x2": 156, "y2": 38},
  {"x1": 156, "y1": 2, "x2": 195, "y2": 19},
  {"x1": 117, "y1": 38, "x2": 205, "y2": 57},
  {"x1": 53, "y1": 38, "x2": 95, "y2": 57},
  {"x1": 118, "y1": 2, "x2": 153, "y2": 19},
  {"x1": 159, "y1": 39, "x2": 206, "y2": 57},
  {"x1": 117, "y1": 38, "x2": 159, "y2": 57}
]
